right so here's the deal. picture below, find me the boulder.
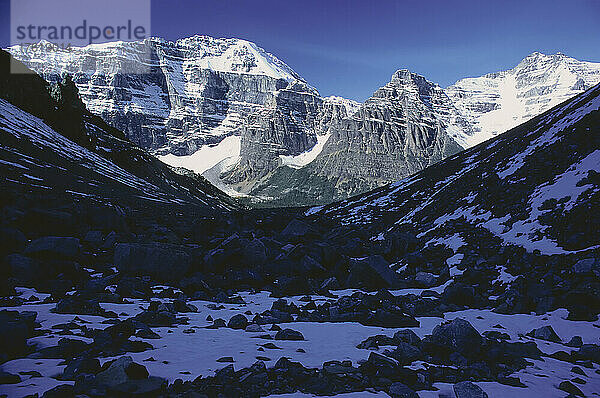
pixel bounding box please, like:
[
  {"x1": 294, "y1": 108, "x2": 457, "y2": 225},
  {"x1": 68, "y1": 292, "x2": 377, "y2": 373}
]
[
  {"x1": 25, "y1": 237, "x2": 80, "y2": 260},
  {"x1": 280, "y1": 219, "x2": 315, "y2": 241},
  {"x1": 116, "y1": 276, "x2": 153, "y2": 299},
  {"x1": 393, "y1": 329, "x2": 421, "y2": 346},
  {"x1": 83, "y1": 230, "x2": 104, "y2": 247},
  {"x1": 389, "y1": 382, "x2": 419, "y2": 398},
  {"x1": 558, "y1": 380, "x2": 584, "y2": 396},
  {"x1": 362, "y1": 352, "x2": 400, "y2": 378},
  {"x1": 62, "y1": 358, "x2": 101, "y2": 380},
  {"x1": 228, "y1": 314, "x2": 249, "y2": 330},
  {"x1": 242, "y1": 239, "x2": 268, "y2": 265},
  {"x1": 527, "y1": 325, "x2": 561, "y2": 343},
  {"x1": 442, "y1": 283, "x2": 475, "y2": 306},
  {"x1": 574, "y1": 344, "x2": 600, "y2": 363},
  {"x1": 94, "y1": 356, "x2": 133, "y2": 388},
  {"x1": 245, "y1": 324, "x2": 264, "y2": 332},
  {"x1": 453, "y1": 381, "x2": 488, "y2": 398},
  {"x1": 114, "y1": 243, "x2": 190, "y2": 282},
  {"x1": 125, "y1": 362, "x2": 149, "y2": 379},
  {"x1": 347, "y1": 255, "x2": 399, "y2": 289},
  {"x1": 566, "y1": 336, "x2": 583, "y2": 348},
  {"x1": 275, "y1": 328, "x2": 305, "y2": 341},
  {"x1": 572, "y1": 258, "x2": 597, "y2": 274},
  {"x1": 386, "y1": 342, "x2": 422, "y2": 364},
  {"x1": 415, "y1": 271, "x2": 437, "y2": 287},
  {"x1": 431, "y1": 318, "x2": 482, "y2": 356},
  {"x1": 0, "y1": 310, "x2": 37, "y2": 361},
  {"x1": 53, "y1": 296, "x2": 106, "y2": 316}
]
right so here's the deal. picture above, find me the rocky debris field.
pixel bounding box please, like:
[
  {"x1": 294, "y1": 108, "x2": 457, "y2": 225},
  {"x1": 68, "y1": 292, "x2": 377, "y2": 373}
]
[{"x1": 1, "y1": 171, "x2": 599, "y2": 397}]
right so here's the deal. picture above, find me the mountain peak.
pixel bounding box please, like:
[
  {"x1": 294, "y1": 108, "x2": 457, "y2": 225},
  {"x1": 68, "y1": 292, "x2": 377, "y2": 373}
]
[
  {"x1": 390, "y1": 69, "x2": 435, "y2": 88},
  {"x1": 520, "y1": 51, "x2": 570, "y2": 65}
]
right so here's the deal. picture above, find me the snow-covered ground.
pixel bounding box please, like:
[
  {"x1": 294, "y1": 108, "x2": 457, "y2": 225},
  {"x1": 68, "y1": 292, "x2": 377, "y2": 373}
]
[{"x1": 2, "y1": 285, "x2": 599, "y2": 398}]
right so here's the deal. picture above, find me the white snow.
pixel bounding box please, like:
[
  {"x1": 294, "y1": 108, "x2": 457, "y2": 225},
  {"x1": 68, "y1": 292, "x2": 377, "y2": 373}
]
[
  {"x1": 159, "y1": 135, "x2": 241, "y2": 174},
  {"x1": 279, "y1": 133, "x2": 331, "y2": 169}
]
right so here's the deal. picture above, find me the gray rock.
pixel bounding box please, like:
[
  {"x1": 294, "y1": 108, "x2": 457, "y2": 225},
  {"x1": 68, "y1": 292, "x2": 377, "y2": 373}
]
[
  {"x1": 275, "y1": 328, "x2": 305, "y2": 341},
  {"x1": 566, "y1": 335, "x2": 583, "y2": 348},
  {"x1": 573, "y1": 258, "x2": 597, "y2": 274},
  {"x1": 527, "y1": 325, "x2": 561, "y2": 343},
  {"x1": 347, "y1": 255, "x2": 399, "y2": 289},
  {"x1": 453, "y1": 381, "x2": 488, "y2": 398},
  {"x1": 83, "y1": 230, "x2": 103, "y2": 247},
  {"x1": 389, "y1": 382, "x2": 419, "y2": 398},
  {"x1": 386, "y1": 342, "x2": 421, "y2": 364},
  {"x1": 245, "y1": 324, "x2": 264, "y2": 332},
  {"x1": 227, "y1": 314, "x2": 249, "y2": 330},
  {"x1": 0, "y1": 310, "x2": 37, "y2": 360},
  {"x1": 393, "y1": 329, "x2": 421, "y2": 346},
  {"x1": 431, "y1": 318, "x2": 482, "y2": 356},
  {"x1": 95, "y1": 356, "x2": 133, "y2": 388},
  {"x1": 415, "y1": 271, "x2": 437, "y2": 287},
  {"x1": 279, "y1": 219, "x2": 315, "y2": 241},
  {"x1": 558, "y1": 380, "x2": 584, "y2": 396},
  {"x1": 114, "y1": 243, "x2": 190, "y2": 282},
  {"x1": 61, "y1": 358, "x2": 101, "y2": 380},
  {"x1": 25, "y1": 237, "x2": 80, "y2": 259}
]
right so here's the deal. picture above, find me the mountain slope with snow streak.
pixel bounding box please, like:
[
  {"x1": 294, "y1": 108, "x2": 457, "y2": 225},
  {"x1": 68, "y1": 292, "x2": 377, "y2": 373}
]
[
  {"x1": 0, "y1": 50, "x2": 237, "y2": 213},
  {"x1": 314, "y1": 83, "x2": 600, "y2": 256}
]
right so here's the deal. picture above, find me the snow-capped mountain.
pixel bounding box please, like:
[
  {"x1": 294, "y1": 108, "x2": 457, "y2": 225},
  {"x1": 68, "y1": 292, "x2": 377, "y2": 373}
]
[
  {"x1": 8, "y1": 40, "x2": 600, "y2": 206},
  {"x1": 7, "y1": 36, "x2": 302, "y2": 157},
  {"x1": 446, "y1": 52, "x2": 600, "y2": 146}
]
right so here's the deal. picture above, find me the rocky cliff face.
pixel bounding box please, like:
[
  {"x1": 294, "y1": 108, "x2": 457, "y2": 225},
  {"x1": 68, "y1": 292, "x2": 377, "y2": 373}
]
[
  {"x1": 311, "y1": 70, "x2": 466, "y2": 195},
  {"x1": 446, "y1": 52, "x2": 600, "y2": 146},
  {"x1": 221, "y1": 80, "x2": 324, "y2": 191},
  {"x1": 7, "y1": 37, "x2": 300, "y2": 156},
  {"x1": 249, "y1": 70, "x2": 465, "y2": 205}
]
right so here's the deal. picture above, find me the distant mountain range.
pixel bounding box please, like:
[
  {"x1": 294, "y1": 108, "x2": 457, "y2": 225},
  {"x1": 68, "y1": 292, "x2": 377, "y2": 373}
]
[{"x1": 8, "y1": 37, "x2": 600, "y2": 205}]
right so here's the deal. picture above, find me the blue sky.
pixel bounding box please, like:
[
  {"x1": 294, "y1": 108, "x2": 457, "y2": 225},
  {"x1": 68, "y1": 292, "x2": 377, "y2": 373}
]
[{"x1": 1, "y1": 0, "x2": 599, "y2": 101}]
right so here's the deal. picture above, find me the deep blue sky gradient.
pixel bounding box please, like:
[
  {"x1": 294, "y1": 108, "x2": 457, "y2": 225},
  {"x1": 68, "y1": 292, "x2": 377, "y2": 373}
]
[{"x1": 1, "y1": 0, "x2": 598, "y2": 101}]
